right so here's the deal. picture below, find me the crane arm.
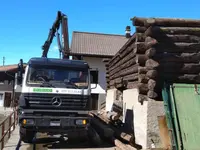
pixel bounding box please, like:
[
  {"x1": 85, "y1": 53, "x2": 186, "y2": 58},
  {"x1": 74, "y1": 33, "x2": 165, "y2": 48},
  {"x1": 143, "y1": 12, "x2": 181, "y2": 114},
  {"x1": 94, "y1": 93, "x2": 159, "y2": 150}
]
[{"x1": 41, "y1": 11, "x2": 70, "y2": 58}]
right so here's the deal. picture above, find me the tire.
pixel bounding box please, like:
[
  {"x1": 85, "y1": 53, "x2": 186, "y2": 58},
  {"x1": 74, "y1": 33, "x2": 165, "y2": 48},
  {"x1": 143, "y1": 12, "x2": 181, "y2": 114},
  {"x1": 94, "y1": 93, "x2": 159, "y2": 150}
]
[
  {"x1": 19, "y1": 127, "x2": 35, "y2": 143},
  {"x1": 67, "y1": 129, "x2": 88, "y2": 143},
  {"x1": 87, "y1": 127, "x2": 102, "y2": 147}
]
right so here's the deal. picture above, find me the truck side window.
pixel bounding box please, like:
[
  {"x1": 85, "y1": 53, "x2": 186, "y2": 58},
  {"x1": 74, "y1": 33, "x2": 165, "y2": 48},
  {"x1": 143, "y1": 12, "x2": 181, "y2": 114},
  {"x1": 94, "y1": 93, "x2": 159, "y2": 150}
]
[{"x1": 90, "y1": 70, "x2": 98, "y2": 84}]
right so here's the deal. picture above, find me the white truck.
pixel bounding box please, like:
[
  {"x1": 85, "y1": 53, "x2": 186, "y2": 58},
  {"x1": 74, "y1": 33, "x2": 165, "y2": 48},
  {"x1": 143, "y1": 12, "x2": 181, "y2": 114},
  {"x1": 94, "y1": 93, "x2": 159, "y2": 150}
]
[
  {"x1": 16, "y1": 57, "x2": 99, "y2": 143},
  {"x1": 14, "y1": 11, "x2": 100, "y2": 145}
]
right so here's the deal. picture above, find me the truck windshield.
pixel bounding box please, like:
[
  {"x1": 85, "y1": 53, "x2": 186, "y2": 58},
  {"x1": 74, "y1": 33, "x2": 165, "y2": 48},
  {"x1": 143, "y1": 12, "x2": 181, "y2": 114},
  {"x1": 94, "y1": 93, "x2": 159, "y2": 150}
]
[{"x1": 26, "y1": 65, "x2": 89, "y2": 89}]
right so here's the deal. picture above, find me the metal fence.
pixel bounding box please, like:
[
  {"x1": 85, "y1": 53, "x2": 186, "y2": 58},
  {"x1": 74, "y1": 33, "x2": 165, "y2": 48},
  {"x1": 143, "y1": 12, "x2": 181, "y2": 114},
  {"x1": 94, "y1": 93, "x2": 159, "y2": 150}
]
[{"x1": 0, "y1": 108, "x2": 18, "y2": 150}]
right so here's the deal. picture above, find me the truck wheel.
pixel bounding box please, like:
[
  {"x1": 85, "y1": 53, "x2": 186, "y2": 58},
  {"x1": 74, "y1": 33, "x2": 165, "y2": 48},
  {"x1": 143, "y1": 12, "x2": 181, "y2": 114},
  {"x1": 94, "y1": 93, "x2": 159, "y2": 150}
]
[
  {"x1": 87, "y1": 127, "x2": 102, "y2": 147},
  {"x1": 19, "y1": 127, "x2": 35, "y2": 143}
]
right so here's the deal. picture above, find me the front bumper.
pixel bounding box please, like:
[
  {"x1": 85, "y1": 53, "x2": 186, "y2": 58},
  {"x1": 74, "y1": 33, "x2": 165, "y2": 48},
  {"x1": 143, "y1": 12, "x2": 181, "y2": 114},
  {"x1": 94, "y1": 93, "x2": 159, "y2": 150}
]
[
  {"x1": 18, "y1": 110, "x2": 91, "y2": 133},
  {"x1": 20, "y1": 116, "x2": 89, "y2": 126}
]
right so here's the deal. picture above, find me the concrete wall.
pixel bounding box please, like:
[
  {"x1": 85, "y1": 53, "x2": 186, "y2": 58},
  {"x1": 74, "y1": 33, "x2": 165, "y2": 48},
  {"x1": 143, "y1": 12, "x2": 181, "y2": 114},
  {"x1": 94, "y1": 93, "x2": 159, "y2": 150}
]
[
  {"x1": 123, "y1": 89, "x2": 148, "y2": 148},
  {"x1": 122, "y1": 89, "x2": 165, "y2": 149},
  {"x1": 83, "y1": 56, "x2": 107, "y2": 91},
  {"x1": 147, "y1": 100, "x2": 165, "y2": 148},
  {"x1": 83, "y1": 56, "x2": 107, "y2": 110}
]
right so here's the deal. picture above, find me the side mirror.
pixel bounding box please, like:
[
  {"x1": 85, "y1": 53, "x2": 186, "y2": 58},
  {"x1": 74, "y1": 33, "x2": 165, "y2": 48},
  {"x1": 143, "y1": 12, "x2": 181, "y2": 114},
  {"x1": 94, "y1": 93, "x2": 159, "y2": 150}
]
[
  {"x1": 89, "y1": 68, "x2": 98, "y2": 90},
  {"x1": 91, "y1": 83, "x2": 98, "y2": 89},
  {"x1": 17, "y1": 73, "x2": 22, "y2": 85},
  {"x1": 17, "y1": 59, "x2": 24, "y2": 85}
]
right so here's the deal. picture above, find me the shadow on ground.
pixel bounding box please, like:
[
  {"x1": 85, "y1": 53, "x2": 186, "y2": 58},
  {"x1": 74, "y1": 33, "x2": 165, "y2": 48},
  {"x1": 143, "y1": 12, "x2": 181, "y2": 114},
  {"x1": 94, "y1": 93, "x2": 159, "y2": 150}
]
[
  {"x1": 23, "y1": 137, "x2": 115, "y2": 149},
  {"x1": 47, "y1": 140, "x2": 115, "y2": 149},
  {"x1": 3, "y1": 139, "x2": 115, "y2": 150},
  {"x1": 34, "y1": 131, "x2": 115, "y2": 149}
]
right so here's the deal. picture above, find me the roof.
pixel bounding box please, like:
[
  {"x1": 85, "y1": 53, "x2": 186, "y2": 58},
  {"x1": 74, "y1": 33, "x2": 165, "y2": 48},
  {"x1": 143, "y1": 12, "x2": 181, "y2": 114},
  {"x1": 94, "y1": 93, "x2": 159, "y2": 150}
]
[
  {"x1": 0, "y1": 64, "x2": 26, "y2": 72},
  {"x1": 29, "y1": 57, "x2": 89, "y2": 68},
  {"x1": 70, "y1": 31, "x2": 129, "y2": 57}
]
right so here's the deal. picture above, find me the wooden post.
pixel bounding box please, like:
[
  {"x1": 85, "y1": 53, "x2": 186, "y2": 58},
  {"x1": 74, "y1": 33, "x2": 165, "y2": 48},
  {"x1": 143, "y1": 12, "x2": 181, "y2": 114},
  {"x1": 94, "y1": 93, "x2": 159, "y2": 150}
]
[
  {"x1": 13, "y1": 111, "x2": 16, "y2": 130},
  {"x1": 1, "y1": 122, "x2": 4, "y2": 149},
  {"x1": 8, "y1": 116, "x2": 11, "y2": 138}
]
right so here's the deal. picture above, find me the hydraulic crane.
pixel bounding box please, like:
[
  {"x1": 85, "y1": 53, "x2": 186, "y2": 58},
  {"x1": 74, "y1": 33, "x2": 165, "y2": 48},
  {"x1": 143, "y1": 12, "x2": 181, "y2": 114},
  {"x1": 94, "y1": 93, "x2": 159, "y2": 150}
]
[
  {"x1": 14, "y1": 11, "x2": 101, "y2": 149},
  {"x1": 41, "y1": 11, "x2": 70, "y2": 59}
]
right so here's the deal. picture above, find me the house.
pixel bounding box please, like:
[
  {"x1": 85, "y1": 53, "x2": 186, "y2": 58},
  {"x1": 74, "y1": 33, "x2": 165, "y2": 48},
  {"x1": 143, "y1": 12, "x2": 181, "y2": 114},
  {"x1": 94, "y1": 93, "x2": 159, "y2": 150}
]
[
  {"x1": 0, "y1": 64, "x2": 26, "y2": 107},
  {"x1": 70, "y1": 31, "x2": 129, "y2": 110}
]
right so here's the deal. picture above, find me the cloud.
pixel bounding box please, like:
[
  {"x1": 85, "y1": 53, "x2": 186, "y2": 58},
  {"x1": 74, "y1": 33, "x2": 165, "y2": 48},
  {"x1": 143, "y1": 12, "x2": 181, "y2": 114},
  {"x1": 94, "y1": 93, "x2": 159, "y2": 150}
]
[
  {"x1": 53, "y1": 45, "x2": 59, "y2": 50},
  {"x1": 50, "y1": 45, "x2": 59, "y2": 52},
  {"x1": 49, "y1": 45, "x2": 59, "y2": 52}
]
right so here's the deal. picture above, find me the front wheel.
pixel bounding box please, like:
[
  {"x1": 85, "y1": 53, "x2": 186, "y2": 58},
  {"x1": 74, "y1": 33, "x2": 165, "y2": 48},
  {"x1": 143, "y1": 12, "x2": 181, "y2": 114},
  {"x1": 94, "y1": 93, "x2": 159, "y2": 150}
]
[
  {"x1": 87, "y1": 127, "x2": 102, "y2": 147},
  {"x1": 19, "y1": 127, "x2": 36, "y2": 143}
]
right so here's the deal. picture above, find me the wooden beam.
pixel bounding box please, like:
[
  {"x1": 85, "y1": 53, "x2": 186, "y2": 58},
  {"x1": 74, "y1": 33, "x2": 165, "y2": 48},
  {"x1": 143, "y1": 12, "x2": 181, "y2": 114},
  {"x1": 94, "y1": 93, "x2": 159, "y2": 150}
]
[{"x1": 131, "y1": 17, "x2": 200, "y2": 27}]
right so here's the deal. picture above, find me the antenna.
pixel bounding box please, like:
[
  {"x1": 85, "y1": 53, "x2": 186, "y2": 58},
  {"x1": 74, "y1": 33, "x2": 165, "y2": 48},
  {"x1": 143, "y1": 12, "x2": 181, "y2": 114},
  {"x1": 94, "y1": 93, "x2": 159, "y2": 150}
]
[{"x1": 3, "y1": 57, "x2": 5, "y2": 66}]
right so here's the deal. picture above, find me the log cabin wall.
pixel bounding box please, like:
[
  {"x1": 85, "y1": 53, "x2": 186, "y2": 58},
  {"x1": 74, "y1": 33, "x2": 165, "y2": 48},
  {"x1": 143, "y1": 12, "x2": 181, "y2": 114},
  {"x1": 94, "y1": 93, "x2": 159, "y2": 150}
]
[
  {"x1": 108, "y1": 34, "x2": 138, "y2": 90},
  {"x1": 107, "y1": 17, "x2": 200, "y2": 102}
]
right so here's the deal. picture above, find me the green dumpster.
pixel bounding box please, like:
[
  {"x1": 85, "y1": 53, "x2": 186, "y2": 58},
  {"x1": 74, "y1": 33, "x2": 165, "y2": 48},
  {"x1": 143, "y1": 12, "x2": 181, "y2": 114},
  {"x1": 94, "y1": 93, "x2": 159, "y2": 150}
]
[{"x1": 162, "y1": 83, "x2": 200, "y2": 150}]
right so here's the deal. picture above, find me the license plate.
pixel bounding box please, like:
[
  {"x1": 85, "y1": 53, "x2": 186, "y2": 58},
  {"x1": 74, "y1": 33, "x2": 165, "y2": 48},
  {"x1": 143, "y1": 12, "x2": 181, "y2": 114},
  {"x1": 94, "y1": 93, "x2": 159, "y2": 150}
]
[{"x1": 50, "y1": 121, "x2": 60, "y2": 126}]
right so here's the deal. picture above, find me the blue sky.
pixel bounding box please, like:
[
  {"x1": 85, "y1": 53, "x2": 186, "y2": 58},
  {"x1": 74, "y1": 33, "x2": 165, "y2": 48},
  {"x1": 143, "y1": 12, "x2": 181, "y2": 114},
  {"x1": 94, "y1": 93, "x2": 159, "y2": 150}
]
[{"x1": 0, "y1": 0, "x2": 199, "y2": 65}]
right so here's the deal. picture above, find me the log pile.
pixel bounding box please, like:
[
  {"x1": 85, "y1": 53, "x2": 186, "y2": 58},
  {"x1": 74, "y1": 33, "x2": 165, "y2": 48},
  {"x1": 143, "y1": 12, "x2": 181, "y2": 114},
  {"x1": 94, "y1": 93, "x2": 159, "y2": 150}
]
[
  {"x1": 107, "y1": 17, "x2": 200, "y2": 101},
  {"x1": 108, "y1": 34, "x2": 138, "y2": 90}
]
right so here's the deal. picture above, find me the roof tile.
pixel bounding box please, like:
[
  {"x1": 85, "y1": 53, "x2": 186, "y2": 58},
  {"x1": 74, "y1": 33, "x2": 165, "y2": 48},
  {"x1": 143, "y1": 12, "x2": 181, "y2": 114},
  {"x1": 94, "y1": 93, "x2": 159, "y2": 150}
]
[
  {"x1": 70, "y1": 31, "x2": 129, "y2": 56},
  {"x1": 0, "y1": 64, "x2": 26, "y2": 72}
]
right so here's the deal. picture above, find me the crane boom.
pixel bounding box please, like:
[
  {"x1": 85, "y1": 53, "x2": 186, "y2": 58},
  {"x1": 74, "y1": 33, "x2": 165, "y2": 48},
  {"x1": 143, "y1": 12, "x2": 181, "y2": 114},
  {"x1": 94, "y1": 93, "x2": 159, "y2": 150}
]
[{"x1": 42, "y1": 11, "x2": 70, "y2": 59}]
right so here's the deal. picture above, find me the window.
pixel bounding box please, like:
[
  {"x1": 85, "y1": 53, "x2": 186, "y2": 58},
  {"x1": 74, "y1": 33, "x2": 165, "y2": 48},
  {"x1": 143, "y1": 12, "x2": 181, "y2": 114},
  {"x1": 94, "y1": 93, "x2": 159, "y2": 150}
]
[
  {"x1": 0, "y1": 94, "x2": 3, "y2": 100},
  {"x1": 26, "y1": 64, "x2": 89, "y2": 89},
  {"x1": 90, "y1": 70, "x2": 98, "y2": 84}
]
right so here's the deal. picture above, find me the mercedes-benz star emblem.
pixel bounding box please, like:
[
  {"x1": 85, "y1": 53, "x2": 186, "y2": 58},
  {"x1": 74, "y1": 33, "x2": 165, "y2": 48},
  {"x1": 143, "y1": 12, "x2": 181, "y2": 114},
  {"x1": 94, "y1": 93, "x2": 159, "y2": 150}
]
[{"x1": 51, "y1": 97, "x2": 62, "y2": 107}]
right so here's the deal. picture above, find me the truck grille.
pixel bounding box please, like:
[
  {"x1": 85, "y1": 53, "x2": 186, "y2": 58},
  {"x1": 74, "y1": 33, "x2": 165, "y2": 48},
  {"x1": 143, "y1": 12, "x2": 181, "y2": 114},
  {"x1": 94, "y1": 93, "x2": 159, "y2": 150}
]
[{"x1": 24, "y1": 93, "x2": 90, "y2": 110}]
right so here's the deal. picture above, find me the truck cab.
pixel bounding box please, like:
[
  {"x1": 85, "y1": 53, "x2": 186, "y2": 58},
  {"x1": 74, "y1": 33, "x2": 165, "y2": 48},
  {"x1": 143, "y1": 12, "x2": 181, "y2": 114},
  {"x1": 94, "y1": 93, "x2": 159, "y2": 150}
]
[{"x1": 16, "y1": 57, "x2": 95, "y2": 143}]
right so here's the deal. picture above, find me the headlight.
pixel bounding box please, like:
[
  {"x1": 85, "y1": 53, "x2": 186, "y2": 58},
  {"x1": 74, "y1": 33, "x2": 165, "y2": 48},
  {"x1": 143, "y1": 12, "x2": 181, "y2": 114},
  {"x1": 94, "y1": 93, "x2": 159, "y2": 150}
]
[
  {"x1": 75, "y1": 119, "x2": 87, "y2": 125},
  {"x1": 22, "y1": 119, "x2": 34, "y2": 125}
]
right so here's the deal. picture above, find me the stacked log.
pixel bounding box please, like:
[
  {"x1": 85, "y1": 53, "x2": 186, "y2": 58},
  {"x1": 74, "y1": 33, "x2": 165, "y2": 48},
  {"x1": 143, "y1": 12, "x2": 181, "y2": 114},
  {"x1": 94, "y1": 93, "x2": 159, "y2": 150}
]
[
  {"x1": 108, "y1": 34, "x2": 138, "y2": 90},
  {"x1": 131, "y1": 17, "x2": 200, "y2": 100},
  {"x1": 107, "y1": 17, "x2": 200, "y2": 102}
]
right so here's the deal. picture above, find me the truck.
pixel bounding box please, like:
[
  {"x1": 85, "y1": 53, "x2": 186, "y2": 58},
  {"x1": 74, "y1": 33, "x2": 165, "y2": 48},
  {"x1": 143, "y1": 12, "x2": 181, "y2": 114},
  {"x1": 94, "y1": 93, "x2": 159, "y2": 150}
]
[{"x1": 14, "y1": 11, "x2": 99, "y2": 144}]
